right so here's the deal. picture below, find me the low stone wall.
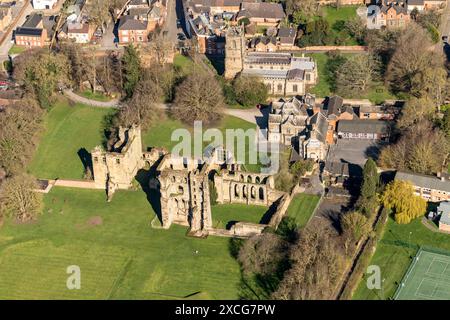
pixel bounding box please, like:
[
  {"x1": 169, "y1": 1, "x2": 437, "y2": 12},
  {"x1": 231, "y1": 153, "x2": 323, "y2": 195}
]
[
  {"x1": 54, "y1": 179, "x2": 100, "y2": 189},
  {"x1": 207, "y1": 222, "x2": 268, "y2": 238},
  {"x1": 268, "y1": 193, "x2": 292, "y2": 229}
]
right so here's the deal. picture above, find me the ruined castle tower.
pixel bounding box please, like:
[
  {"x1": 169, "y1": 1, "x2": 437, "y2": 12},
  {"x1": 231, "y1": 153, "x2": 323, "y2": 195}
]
[
  {"x1": 91, "y1": 125, "x2": 144, "y2": 200},
  {"x1": 224, "y1": 26, "x2": 245, "y2": 79}
]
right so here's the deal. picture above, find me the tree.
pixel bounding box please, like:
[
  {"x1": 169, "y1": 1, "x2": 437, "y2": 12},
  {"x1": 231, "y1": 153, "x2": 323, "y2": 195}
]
[
  {"x1": 379, "y1": 120, "x2": 448, "y2": 175},
  {"x1": 16, "y1": 51, "x2": 71, "y2": 108},
  {"x1": 397, "y1": 97, "x2": 435, "y2": 129},
  {"x1": 381, "y1": 180, "x2": 427, "y2": 224},
  {"x1": 290, "y1": 159, "x2": 314, "y2": 178},
  {"x1": 115, "y1": 76, "x2": 163, "y2": 130},
  {"x1": 387, "y1": 23, "x2": 445, "y2": 97},
  {"x1": 340, "y1": 211, "x2": 370, "y2": 243},
  {"x1": 86, "y1": 0, "x2": 110, "y2": 33},
  {"x1": 286, "y1": 0, "x2": 319, "y2": 23},
  {"x1": 122, "y1": 44, "x2": 142, "y2": 98},
  {"x1": 238, "y1": 233, "x2": 288, "y2": 276},
  {"x1": 274, "y1": 152, "x2": 296, "y2": 193},
  {"x1": 232, "y1": 75, "x2": 268, "y2": 107},
  {"x1": 171, "y1": 71, "x2": 224, "y2": 125},
  {"x1": 0, "y1": 99, "x2": 44, "y2": 175},
  {"x1": 272, "y1": 226, "x2": 345, "y2": 300},
  {"x1": 335, "y1": 54, "x2": 379, "y2": 97},
  {"x1": 0, "y1": 174, "x2": 43, "y2": 223},
  {"x1": 344, "y1": 17, "x2": 366, "y2": 44},
  {"x1": 357, "y1": 158, "x2": 379, "y2": 217}
]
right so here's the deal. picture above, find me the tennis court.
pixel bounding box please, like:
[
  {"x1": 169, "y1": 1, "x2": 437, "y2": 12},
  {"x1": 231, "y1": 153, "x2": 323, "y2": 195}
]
[{"x1": 394, "y1": 248, "x2": 450, "y2": 300}]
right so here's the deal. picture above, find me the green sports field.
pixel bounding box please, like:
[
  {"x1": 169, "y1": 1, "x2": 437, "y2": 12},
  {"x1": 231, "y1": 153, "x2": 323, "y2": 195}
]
[{"x1": 394, "y1": 249, "x2": 450, "y2": 300}]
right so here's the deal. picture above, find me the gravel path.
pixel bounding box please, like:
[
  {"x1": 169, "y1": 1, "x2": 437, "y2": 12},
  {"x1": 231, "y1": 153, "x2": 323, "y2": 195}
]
[{"x1": 63, "y1": 89, "x2": 120, "y2": 108}]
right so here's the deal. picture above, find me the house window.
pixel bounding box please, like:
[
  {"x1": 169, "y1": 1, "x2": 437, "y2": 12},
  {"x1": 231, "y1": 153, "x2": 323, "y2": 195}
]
[
  {"x1": 293, "y1": 84, "x2": 298, "y2": 92},
  {"x1": 277, "y1": 84, "x2": 283, "y2": 92},
  {"x1": 306, "y1": 74, "x2": 311, "y2": 81},
  {"x1": 116, "y1": 158, "x2": 120, "y2": 164}
]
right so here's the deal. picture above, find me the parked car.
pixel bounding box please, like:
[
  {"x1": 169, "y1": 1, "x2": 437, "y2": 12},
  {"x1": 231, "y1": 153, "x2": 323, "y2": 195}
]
[{"x1": 177, "y1": 33, "x2": 186, "y2": 41}]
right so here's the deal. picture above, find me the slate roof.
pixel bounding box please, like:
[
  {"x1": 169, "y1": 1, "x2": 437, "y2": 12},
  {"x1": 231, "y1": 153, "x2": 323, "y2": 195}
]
[
  {"x1": 191, "y1": 0, "x2": 257, "y2": 7},
  {"x1": 438, "y1": 202, "x2": 450, "y2": 225},
  {"x1": 15, "y1": 27, "x2": 42, "y2": 36},
  {"x1": 277, "y1": 27, "x2": 296, "y2": 44},
  {"x1": 326, "y1": 95, "x2": 344, "y2": 118},
  {"x1": 237, "y1": 2, "x2": 285, "y2": 20},
  {"x1": 337, "y1": 119, "x2": 390, "y2": 134},
  {"x1": 395, "y1": 171, "x2": 450, "y2": 193},
  {"x1": 324, "y1": 161, "x2": 350, "y2": 177},
  {"x1": 118, "y1": 16, "x2": 148, "y2": 30},
  {"x1": 23, "y1": 13, "x2": 42, "y2": 28},
  {"x1": 309, "y1": 111, "x2": 328, "y2": 143}
]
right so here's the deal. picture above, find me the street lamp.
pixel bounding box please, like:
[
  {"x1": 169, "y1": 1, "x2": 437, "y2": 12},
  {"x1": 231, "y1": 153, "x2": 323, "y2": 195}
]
[{"x1": 408, "y1": 231, "x2": 413, "y2": 258}]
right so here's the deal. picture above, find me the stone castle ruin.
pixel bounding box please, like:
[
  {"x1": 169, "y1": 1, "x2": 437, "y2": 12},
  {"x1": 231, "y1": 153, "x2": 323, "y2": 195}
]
[{"x1": 91, "y1": 125, "x2": 294, "y2": 238}]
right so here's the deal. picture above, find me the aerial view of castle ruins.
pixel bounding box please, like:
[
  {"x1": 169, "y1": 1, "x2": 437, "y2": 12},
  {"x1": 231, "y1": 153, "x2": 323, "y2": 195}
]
[{"x1": 0, "y1": 0, "x2": 450, "y2": 305}]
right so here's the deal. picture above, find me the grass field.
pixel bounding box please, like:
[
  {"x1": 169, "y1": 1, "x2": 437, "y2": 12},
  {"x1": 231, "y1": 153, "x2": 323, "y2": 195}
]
[
  {"x1": 29, "y1": 99, "x2": 263, "y2": 179},
  {"x1": 321, "y1": 6, "x2": 360, "y2": 46},
  {"x1": 8, "y1": 45, "x2": 26, "y2": 55},
  {"x1": 307, "y1": 52, "x2": 396, "y2": 103},
  {"x1": 286, "y1": 194, "x2": 321, "y2": 228},
  {"x1": 0, "y1": 187, "x2": 241, "y2": 299},
  {"x1": 393, "y1": 249, "x2": 450, "y2": 300},
  {"x1": 353, "y1": 217, "x2": 450, "y2": 300},
  {"x1": 28, "y1": 100, "x2": 114, "y2": 180},
  {"x1": 211, "y1": 204, "x2": 268, "y2": 229}
]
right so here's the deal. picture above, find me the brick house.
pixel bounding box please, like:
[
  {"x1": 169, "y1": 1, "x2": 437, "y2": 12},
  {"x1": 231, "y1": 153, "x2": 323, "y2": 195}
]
[
  {"x1": 118, "y1": 16, "x2": 149, "y2": 44},
  {"x1": 15, "y1": 14, "x2": 47, "y2": 47},
  {"x1": 366, "y1": 1, "x2": 410, "y2": 29}
]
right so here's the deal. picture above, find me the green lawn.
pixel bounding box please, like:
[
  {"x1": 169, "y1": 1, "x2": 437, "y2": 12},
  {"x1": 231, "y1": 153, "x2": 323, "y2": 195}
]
[
  {"x1": 79, "y1": 90, "x2": 112, "y2": 102},
  {"x1": 0, "y1": 187, "x2": 241, "y2": 299},
  {"x1": 28, "y1": 100, "x2": 114, "y2": 180},
  {"x1": 353, "y1": 217, "x2": 450, "y2": 300},
  {"x1": 211, "y1": 204, "x2": 268, "y2": 229},
  {"x1": 143, "y1": 115, "x2": 264, "y2": 173},
  {"x1": 8, "y1": 45, "x2": 26, "y2": 55},
  {"x1": 29, "y1": 99, "x2": 264, "y2": 180},
  {"x1": 286, "y1": 193, "x2": 321, "y2": 228},
  {"x1": 322, "y1": 5, "x2": 360, "y2": 46},
  {"x1": 173, "y1": 54, "x2": 194, "y2": 75},
  {"x1": 307, "y1": 52, "x2": 396, "y2": 103},
  {"x1": 322, "y1": 5, "x2": 359, "y2": 27}
]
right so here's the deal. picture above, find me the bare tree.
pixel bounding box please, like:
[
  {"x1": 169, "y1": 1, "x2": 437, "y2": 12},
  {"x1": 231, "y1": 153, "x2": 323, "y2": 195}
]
[
  {"x1": 272, "y1": 226, "x2": 345, "y2": 300},
  {"x1": 0, "y1": 174, "x2": 43, "y2": 223},
  {"x1": 171, "y1": 71, "x2": 224, "y2": 125}
]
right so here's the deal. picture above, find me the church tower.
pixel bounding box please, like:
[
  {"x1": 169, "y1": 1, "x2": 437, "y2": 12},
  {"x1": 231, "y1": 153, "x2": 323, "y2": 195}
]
[{"x1": 224, "y1": 26, "x2": 245, "y2": 79}]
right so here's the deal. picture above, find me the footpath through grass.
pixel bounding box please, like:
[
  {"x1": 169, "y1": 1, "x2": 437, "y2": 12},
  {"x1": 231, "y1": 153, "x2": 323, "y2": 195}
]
[
  {"x1": 353, "y1": 217, "x2": 450, "y2": 300},
  {"x1": 286, "y1": 193, "x2": 321, "y2": 228},
  {"x1": 0, "y1": 187, "x2": 241, "y2": 299},
  {"x1": 78, "y1": 90, "x2": 112, "y2": 102}
]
